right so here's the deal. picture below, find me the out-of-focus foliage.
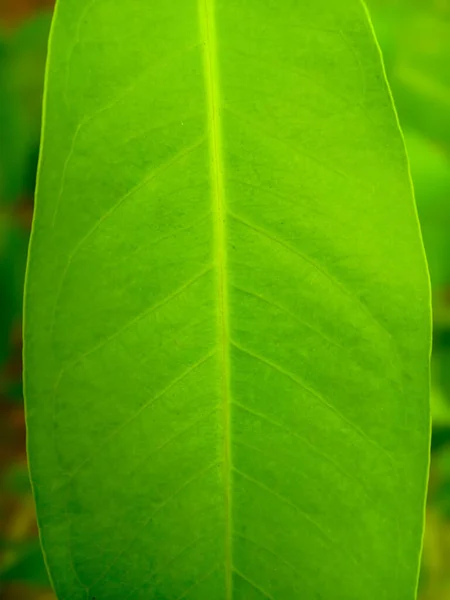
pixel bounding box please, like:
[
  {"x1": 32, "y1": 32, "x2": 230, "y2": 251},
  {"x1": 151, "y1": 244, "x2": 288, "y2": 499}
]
[
  {"x1": 0, "y1": 11, "x2": 50, "y2": 204},
  {"x1": 0, "y1": 4, "x2": 54, "y2": 599},
  {"x1": 370, "y1": 0, "x2": 450, "y2": 151},
  {"x1": 0, "y1": 31, "x2": 25, "y2": 206},
  {"x1": 0, "y1": 10, "x2": 50, "y2": 395},
  {"x1": 405, "y1": 130, "x2": 450, "y2": 287},
  {"x1": 0, "y1": 0, "x2": 450, "y2": 598},
  {"x1": 0, "y1": 11, "x2": 50, "y2": 405}
]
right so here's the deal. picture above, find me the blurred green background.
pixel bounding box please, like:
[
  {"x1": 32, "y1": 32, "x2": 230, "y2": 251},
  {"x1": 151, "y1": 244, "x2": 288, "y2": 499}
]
[{"x1": 1, "y1": 0, "x2": 450, "y2": 598}]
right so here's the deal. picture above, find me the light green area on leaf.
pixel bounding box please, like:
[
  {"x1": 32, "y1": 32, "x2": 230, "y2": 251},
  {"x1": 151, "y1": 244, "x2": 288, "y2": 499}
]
[{"x1": 24, "y1": 1, "x2": 431, "y2": 599}]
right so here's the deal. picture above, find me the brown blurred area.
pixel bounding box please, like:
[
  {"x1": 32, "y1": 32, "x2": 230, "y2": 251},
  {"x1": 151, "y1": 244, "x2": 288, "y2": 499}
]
[
  {"x1": 0, "y1": 2, "x2": 55, "y2": 599},
  {"x1": 0, "y1": 0, "x2": 54, "y2": 29}
]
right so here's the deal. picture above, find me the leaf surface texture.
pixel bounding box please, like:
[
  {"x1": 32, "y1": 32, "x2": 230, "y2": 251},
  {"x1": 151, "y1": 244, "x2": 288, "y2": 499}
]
[{"x1": 24, "y1": 1, "x2": 431, "y2": 598}]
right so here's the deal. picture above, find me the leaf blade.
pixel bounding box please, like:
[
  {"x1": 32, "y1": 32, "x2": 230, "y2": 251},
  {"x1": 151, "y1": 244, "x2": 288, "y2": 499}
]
[{"x1": 24, "y1": 1, "x2": 431, "y2": 599}]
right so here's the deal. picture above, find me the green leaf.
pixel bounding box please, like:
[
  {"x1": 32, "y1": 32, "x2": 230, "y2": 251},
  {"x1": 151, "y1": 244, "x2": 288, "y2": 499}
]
[
  {"x1": 24, "y1": 1, "x2": 431, "y2": 599},
  {"x1": 363, "y1": 2, "x2": 408, "y2": 73}
]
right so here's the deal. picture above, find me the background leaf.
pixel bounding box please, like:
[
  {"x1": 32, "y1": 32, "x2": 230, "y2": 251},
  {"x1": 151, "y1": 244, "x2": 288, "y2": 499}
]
[
  {"x1": 0, "y1": 540, "x2": 49, "y2": 588},
  {"x1": 0, "y1": 28, "x2": 27, "y2": 205},
  {"x1": 404, "y1": 129, "x2": 450, "y2": 287},
  {"x1": 368, "y1": 1, "x2": 450, "y2": 150}
]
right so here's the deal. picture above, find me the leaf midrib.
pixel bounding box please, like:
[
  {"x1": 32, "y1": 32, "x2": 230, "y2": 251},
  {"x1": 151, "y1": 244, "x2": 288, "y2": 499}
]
[{"x1": 199, "y1": 0, "x2": 233, "y2": 597}]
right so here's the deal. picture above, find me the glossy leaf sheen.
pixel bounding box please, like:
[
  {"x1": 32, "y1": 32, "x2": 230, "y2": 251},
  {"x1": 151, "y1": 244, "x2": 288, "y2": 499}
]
[{"x1": 24, "y1": 1, "x2": 431, "y2": 599}]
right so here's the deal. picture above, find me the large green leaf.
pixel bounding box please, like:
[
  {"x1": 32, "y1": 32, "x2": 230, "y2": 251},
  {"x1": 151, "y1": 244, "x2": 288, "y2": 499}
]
[{"x1": 24, "y1": 1, "x2": 431, "y2": 599}]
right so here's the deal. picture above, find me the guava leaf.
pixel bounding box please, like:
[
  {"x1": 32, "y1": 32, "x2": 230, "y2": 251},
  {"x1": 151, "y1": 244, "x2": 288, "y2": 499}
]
[{"x1": 24, "y1": 1, "x2": 431, "y2": 599}]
